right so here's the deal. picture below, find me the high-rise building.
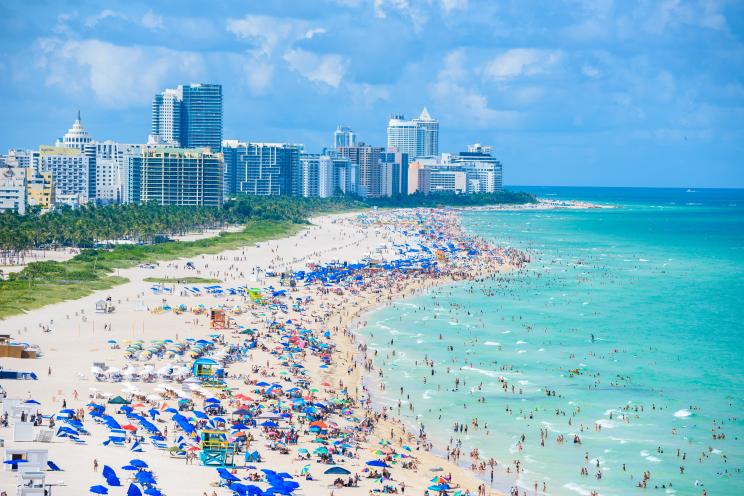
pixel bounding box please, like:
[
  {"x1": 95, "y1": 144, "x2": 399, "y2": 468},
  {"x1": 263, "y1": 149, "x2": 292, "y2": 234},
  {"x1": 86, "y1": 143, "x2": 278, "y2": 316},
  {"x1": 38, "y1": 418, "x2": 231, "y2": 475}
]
[
  {"x1": 180, "y1": 84, "x2": 223, "y2": 151},
  {"x1": 151, "y1": 89, "x2": 183, "y2": 146},
  {"x1": 222, "y1": 142, "x2": 301, "y2": 196},
  {"x1": 337, "y1": 143, "x2": 384, "y2": 198},
  {"x1": 95, "y1": 158, "x2": 122, "y2": 204},
  {"x1": 333, "y1": 126, "x2": 356, "y2": 149},
  {"x1": 452, "y1": 143, "x2": 503, "y2": 192},
  {"x1": 129, "y1": 148, "x2": 223, "y2": 206},
  {"x1": 38, "y1": 145, "x2": 89, "y2": 206},
  {"x1": 386, "y1": 107, "x2": 439, "y2": 159},
  {"x1": 298, "y1": 154, "x2": 334, "y2": 198},
  {"x1": 151, "y1": 84, "x2": 223, "y2": 151},
  {"x1": 0, "y1": 159, "x2": 27, "y2": 214},
  {"x1": 56, "y1": 111, "x2": 97, "y2": 200},
  {"x1": 330, "y1": 157, "x2": 356, "y2": 196},
  {"x1": 380, "y1": 150, "x2": 409, "y2": 197}
]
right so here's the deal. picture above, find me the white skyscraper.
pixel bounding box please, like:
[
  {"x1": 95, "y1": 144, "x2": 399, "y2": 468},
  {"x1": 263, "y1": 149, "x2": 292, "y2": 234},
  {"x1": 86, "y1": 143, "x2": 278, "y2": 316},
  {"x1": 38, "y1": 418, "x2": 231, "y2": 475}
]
[
  {"x1": 386, "y1": 107, "x2": 439, "y2": 158},
  {"x1": 333, "y1": 126, "x2": 356, "y2": 149},
  {"x1": 151, "y1": 88, "x2": 183, "y2": 146}
]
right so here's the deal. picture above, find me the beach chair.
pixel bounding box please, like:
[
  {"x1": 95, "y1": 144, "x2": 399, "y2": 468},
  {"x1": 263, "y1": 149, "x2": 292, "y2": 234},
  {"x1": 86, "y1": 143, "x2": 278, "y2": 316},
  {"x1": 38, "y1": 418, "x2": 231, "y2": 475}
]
[
  {"x1": 151, "y1": 439, "x2": 168, "y2": 449},
  {"x1": 47, "y1": 460, "x2": 63, "y2": 471},
  {"x1": 105, "y1": 429, "x2": 127, "y2": 447},
  {"x1": 130, "y1": 441, "x2": 144, "y2": 452}
]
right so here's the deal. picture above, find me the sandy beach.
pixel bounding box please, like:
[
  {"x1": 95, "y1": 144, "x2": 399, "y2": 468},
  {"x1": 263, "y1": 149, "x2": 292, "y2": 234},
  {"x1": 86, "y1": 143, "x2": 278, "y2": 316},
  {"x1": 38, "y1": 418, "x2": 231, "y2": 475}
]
[{"x1": 0, "y1": 208, "x2": 530, "y2": 496}]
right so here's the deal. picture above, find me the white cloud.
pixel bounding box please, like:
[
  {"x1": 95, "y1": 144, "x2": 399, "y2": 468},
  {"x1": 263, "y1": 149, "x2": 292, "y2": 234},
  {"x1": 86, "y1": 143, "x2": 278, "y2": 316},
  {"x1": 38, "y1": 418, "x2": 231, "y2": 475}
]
[
  {"x1": 441, "y1": 0, "x2": 468, "y2": 15},
  {"x1": 36, "y1": 38, "x2": 203, "y2": 107},
  {"x1": 84, "y1": 9, "x2": 126, "y2": 28},
  {"x1": 226, "y1": 15, "x2": 316, "y2": 56},
  {"x1": 141, "y1": 10, "x2": 164, "y2": 30},
  {"x1": 430, "y1": 50, "x2": 519, "y2": 127},
  {"x1": 482, "y1": 49, "x2": 563, "y2": 81},
  {"x1": 305, "y1": 28, "x2": 326, "y2": 40},
  {"x1": 242, "y1": 59, "x2": 274, "y2": 94},
  {"x1": 347, "y1": 82, "x2": 391, "y2": 107},
  {"x1": 283, "y1": 49, "x2": 347, "y2": 88},
  {"x1": 374, "y1": 0, "x2": 429, "y2": 32}
]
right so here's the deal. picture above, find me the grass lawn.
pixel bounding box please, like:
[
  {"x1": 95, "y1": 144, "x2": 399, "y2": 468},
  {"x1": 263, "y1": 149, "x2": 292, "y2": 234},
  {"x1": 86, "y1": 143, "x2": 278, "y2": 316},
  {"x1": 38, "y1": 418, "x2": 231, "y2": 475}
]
[{"x1": 0, "y1": 220, "x2": 304, "y2": 320}]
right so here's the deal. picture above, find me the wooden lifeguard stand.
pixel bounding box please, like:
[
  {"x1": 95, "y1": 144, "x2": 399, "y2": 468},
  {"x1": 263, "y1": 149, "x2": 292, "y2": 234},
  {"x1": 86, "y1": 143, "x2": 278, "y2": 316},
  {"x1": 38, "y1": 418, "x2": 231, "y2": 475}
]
[
  {"x1": 210, "y1": 308, "x2": 227, "y2": 329},
  {"x1": 199, "y1": 429, "x2": 236, "y2": 466}
]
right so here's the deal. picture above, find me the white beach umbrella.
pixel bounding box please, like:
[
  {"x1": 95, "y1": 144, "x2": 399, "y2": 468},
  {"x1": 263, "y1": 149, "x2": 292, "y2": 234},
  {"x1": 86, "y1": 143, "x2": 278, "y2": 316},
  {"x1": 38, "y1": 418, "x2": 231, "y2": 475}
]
[
  {"x1": 146, "y1": 394, "x2": 163, "y2": 401},
  {"x1": 105, "y1": 367, "x2": 120, "y2": 375},
  {"x1": 91, "y1": 366, "x2": 104, "y2": 374}
]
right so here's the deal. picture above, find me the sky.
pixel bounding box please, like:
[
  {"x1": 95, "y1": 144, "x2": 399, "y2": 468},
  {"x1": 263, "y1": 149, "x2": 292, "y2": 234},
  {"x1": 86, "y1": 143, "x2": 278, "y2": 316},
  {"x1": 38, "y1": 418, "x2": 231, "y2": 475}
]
[{"x1": 0, "y1": 0, "x2": 743, "y2": 188}]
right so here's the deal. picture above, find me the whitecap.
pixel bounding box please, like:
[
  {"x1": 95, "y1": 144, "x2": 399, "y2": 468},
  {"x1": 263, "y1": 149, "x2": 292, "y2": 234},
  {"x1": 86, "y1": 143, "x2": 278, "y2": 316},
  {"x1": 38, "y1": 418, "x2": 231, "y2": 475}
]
[
  {"x1": 646, "y1": 456, "x2": 661, "y2": 463},
  {"x1": 422, "y1": 390, "x2": 433, "y2": 400},
  {"x1": 484, "y1": 341, "x2": 500, "y2": 346},
  {"x1": 517, "y1": 350, "x2": 527, "y2": 354},
  {"x1": 639, "y1": 258, "x2": 649, "y2": 262},
  {"x1": 673, "y1": 409, "x2": 692, "y2": 418},
  {"x1": 416, "y1": 339, "x2": 423, "y2": 344},
  {"x1": 516, "y1": 340, "x2": 527, "y2": 344},
  {"x1": 640, "y1": 450, "x2": 650, "y2": 457},
  {"x1": 538, "y1": 348, "x2": 545, "y2": 351},
  {"x1": 502, "y1": 330, "x2": 512, "y2": 334},
  {"x1": 562, "y1": 482, "x2": 592, "y2": 495}
]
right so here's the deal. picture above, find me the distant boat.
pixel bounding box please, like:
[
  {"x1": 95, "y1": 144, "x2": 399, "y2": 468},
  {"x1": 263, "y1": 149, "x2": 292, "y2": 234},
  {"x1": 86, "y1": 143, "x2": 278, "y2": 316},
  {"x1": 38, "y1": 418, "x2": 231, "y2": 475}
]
[{"x1": 686, "y1": 189, "x2": 696, "y2": 193}]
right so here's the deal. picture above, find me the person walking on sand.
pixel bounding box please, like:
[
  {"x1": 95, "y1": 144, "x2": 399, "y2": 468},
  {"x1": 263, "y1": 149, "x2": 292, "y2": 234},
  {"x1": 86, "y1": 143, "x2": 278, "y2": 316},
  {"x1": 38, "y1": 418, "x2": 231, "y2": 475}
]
[{"x1": 93, "y1": 458, "x2": 98, "y2": 472}]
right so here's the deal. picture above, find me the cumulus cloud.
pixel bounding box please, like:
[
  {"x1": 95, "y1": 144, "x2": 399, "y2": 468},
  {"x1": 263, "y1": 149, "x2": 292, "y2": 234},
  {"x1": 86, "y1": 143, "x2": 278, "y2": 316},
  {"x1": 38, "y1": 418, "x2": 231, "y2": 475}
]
[
  {"x1": 36, "y1": 38, "x2": 203, "y2": 107},
  {"x1": 141, "y1": 10, "x2": 164, "y2": 30},
  {"x1": 430, "y1": 50, "x2": 519, "y2": 127},
  {"x1": 227, "y1": 15, "x2": 316, "y2": 56},
  {"x1": 84, "y1": 9, "x2": 126, "y2": 28},
  {"x1": 482, "y1": 49, "x2": 563, "y2": 81},
  {"x1": 374, "y1": 0, "x2": 429, "y2": 32},
  {"x1": 283, "y1": 49, "x2": 347, "y2": 88}
]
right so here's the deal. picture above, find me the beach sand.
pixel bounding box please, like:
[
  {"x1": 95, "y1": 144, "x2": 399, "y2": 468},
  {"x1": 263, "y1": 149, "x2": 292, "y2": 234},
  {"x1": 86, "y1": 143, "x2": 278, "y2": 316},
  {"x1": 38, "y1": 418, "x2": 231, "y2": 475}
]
[{"x1": 0, "y1": 209, "x2": 520, "y2": 496}]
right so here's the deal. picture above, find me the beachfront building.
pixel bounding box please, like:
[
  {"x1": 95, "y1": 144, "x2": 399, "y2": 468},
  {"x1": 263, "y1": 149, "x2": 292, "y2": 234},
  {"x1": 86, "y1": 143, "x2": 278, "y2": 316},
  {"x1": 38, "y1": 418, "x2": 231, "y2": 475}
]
[
  {"x1": 429, "y1": 166, "x2": 467, "y2": 194},
  {"x1": 222, "y1": 141, "x2": 302, "y2": 196},
  {"x1": 0, "y1": 149, "x2": 35, "y2": 169},
  {"x1": 151, "y1": 84, "x2": 223, "y2": 151},
  {"x1": 452, "y1": 143, "x2": 503, "y2": 193},
  {"x1": 330, "y1": 156, "x2": 356, "y2": 196},
  {"x1": 333, "y1": 126, "x2": 356, "y2": 149},
  {"x1": 386, "y1": 107, "x2": 439, "y2": 159},
  {"x1": 26, "y1": 168, "x2": 54, "y2": 210},
  {"x1": 128, "y1": 148, "x2": 223, "y2": 206},
  {"x1": 380, "y1": 150, "x2": 409, "y2": 197},
  {"x1": 298, "y1": 154, "x2": 334, "y2": 198},
  {"x1": 0, "y1": 160, "x2": 27, "y2": 214},
  {"x1": 151, "y1": 88, "x2": 183, "y2": 146},
  {"x1": 38, "y1": 145, "x2": 89, "y2": 207},
  {"x1": 55, "y1": 111, "x2": 97, "y2": 200},
  {"x1": 95, "y1": 158, "x2": 122, "y2": 204},
  {"x1": 337, "y1": 143, "x2": 384, "y2": 198}
]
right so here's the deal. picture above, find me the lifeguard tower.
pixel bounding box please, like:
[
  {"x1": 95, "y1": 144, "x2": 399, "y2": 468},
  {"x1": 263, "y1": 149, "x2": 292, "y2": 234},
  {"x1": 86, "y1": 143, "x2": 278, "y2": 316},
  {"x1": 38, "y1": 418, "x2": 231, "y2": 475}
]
[
  {"x1": 210, "y1": 309, "x2": 228, "y2": 329},
  {"x1": 192, "y1": 358, "x2": 225, "y2": 387},
  {"x1": 199, "y1": 429, "x2": 236, "y2": 466}
]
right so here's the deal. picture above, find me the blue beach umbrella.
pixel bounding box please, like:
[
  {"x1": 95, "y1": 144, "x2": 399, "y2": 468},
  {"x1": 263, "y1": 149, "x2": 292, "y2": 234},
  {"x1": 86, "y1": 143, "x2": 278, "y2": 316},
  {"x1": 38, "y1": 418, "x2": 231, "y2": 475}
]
[
  {"x1": 366, "y1": 460, "x2": 389, "y2": 467},
  {"x1": 129, "y1": 459, "x2": 148, "y2": 468},
  {"x1": 127, "y1": 483, "x2": 142, "y2": 496},
  {"x1": 90, "y1": 486, "x2": 109, "y2": 494}
]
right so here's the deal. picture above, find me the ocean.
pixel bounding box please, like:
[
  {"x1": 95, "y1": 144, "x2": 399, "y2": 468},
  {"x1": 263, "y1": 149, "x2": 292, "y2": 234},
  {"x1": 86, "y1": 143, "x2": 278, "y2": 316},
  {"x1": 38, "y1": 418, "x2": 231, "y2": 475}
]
[{"x1": 359, "y1": 187, "x2": 744, "y2": 496}]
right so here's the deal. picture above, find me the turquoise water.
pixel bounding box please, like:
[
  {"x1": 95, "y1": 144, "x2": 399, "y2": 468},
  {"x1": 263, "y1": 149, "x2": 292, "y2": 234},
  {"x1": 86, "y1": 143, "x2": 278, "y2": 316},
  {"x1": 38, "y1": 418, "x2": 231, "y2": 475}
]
[{"x1": 360, "y1": 188, "x2": 744, "y2": 496}]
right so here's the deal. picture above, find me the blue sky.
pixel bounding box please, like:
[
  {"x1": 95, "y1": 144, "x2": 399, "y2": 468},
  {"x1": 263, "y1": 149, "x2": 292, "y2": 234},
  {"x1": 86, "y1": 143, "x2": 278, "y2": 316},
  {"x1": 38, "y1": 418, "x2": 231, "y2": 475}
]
[{"x1": 1, "y1": 0, "x2": 742, "y2": 187}]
